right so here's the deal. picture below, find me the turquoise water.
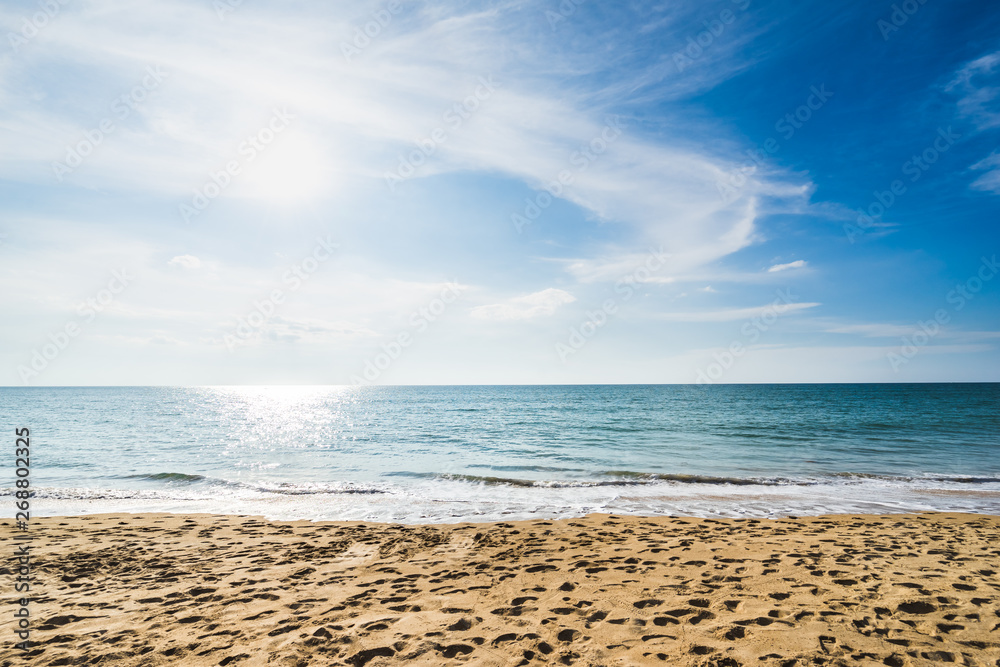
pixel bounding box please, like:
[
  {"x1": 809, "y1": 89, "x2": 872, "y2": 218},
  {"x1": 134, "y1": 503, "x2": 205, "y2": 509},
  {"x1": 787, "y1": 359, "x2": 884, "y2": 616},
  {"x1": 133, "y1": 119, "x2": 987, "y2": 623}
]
[{"x1": 2, "y1": 384, "x2": 999, "y2": 522}]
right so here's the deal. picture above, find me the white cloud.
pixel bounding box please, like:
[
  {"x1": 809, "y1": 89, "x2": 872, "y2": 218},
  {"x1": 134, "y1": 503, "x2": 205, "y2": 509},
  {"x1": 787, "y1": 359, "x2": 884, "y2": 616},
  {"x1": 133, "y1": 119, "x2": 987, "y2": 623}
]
[
  {"x1": 824, "y1": 322, "x2": 1000, "y2": 342},
  {"x1": 767, "y1": 259, "x2": 806, "y2": 273},
  {"x1": 471, "y1": 288, "x2": 575, "y2": 321},
  {"x1": 947, "y1": 50, "x2": 1000, "y2": 130},
  {"x1": 563, "y1": 202, "x2": 764, "y2": 285},
  {"x1": 211, "y1": 315, "x2": 378, "y2": 348},
  {"x1": 970, "y1": 152, "x2": 1000, "y2": 194},
  {"x1": 824, "y1": 323, "x2": 916, "y2": 337},
  {"x1": 948, "y1": 51, "x2": 1000, "y2": 197},
  {"x1": 168, "y1": 254, "x2": 201, "y2": 269},
  {"x1": 655, "y1": 301, "x2": 819, "y2": 322},
  {"x1": 673, "y1": 344, "x2": 997, "y2": 383}
]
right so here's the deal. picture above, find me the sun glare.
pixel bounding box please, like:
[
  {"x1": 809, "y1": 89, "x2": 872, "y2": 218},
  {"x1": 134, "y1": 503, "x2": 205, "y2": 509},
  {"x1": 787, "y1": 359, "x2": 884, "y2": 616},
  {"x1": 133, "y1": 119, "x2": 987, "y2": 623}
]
[{"x1": 235, "y1": 133, "x2": 338, "y2": 203}]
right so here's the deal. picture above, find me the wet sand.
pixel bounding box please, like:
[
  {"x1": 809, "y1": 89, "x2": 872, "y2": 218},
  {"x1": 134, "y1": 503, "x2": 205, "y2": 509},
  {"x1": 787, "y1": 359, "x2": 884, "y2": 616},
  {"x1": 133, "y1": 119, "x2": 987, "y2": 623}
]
[{"x1": 2, "y1": 512, "x2": 999, "y2": 666}]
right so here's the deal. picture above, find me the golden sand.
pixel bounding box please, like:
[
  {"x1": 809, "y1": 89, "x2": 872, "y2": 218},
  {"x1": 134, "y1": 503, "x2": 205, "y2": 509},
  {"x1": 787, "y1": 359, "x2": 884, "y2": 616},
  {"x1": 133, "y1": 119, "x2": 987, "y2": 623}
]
[{"x1": 2, "y1": 512, "x2": 999, "y2": 666}]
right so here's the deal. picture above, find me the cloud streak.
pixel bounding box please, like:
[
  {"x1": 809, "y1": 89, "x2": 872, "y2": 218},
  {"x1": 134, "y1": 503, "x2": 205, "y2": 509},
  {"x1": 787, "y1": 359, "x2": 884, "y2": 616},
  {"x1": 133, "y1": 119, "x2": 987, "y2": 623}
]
[
  {"x1": 767, "y1": 260, "x2": 806, "y2": 273},
  {"x1": 472, "y1": 288, "x2": 576, "y2": 321},
  {"x1": 655, "y1": 301, "x2": 819, "y2": 323}
]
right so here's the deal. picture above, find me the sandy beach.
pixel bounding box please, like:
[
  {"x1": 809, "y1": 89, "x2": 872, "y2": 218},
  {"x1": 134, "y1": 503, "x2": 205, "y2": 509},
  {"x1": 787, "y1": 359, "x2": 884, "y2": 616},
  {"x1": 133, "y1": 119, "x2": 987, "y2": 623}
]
[{"x1": 3, "y1": 512, "x2": 999, "y2": 666}]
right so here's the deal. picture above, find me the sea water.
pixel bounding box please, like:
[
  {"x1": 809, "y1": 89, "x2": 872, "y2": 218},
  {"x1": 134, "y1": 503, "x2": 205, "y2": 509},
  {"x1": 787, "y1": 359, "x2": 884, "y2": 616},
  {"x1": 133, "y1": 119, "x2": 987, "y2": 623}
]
[{"x1": 2, "y1": 384, "x2": 998, "y2": 522}]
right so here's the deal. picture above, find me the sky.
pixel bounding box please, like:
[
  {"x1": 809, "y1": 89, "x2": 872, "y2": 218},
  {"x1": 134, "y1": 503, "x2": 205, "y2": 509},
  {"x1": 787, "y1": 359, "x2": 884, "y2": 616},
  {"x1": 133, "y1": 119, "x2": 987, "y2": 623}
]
[{"x1": 1, "y1": 0, "x2": 998, "y2": 385}]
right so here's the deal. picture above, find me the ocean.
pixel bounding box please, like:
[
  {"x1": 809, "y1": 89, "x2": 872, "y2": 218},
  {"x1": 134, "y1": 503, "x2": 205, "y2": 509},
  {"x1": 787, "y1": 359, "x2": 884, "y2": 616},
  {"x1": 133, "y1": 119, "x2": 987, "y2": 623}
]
[{"x1": 3, "y1": 384, "x2": 999, "y2": 523}]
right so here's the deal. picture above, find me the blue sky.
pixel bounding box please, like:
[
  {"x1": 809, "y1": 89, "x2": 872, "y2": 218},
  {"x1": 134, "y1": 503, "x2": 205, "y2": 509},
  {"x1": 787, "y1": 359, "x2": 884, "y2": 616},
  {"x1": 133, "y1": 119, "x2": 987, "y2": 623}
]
[{"x1": 1, "y1": 0, "x2": 998, "y2": 385}]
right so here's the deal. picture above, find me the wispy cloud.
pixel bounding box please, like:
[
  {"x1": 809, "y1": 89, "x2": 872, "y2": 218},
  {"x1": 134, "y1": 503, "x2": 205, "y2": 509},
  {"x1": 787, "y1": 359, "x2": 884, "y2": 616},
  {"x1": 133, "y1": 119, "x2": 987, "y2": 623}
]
[
  {"x1": 948, "y1": 50, "x2": 1000, "y2": 198},
  {"x1": 824, "y1": 322, "x2": 1000, "y2": 342},
  {"x1": 824, "y1": 323, "x2": 917, "y2": 338},
  {"x1": 472, "y1": 288, "x2": 575, "y2": 321},
  {"x1": 168, "y1": 255, "x2": 201, "y2": 269},
  {"x1": 970, "y1": 152, "x2": 1000, "y2": 194},
  {"x1": 0, "y1": 0, "x2": 811, "y2": 280},
  {"x1": 766, "y1": 259, "x2": 806, "y2": 273},
  {"x1": 655, "y1": 301, "x2": 819, "y2": 323},
  {"x1": 947, "y1": 50, "x2": 1000, "y2": 130}
]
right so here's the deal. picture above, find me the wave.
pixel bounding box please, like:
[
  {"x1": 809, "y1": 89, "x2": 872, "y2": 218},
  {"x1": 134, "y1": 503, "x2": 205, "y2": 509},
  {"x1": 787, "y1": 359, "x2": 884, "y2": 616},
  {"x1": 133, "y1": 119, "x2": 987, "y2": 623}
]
[
  {"x1": 250, "y1": 482, "x2": 385, "y2": 495},
  {"x1": 387, "y1": 472, "x2": 540, "y2": 487},
  {"x1": 600, "y1": 471, "x2": 790, "y2": 486},
  {"x1": 385, "y1": 471, "x2": 790, "y2": 488},
  {"x1": 830, "y1": 472, "x2": 1000, "y2": 484},
  {"x1": 9, "y1": 469, "x2": 1000, "y2": 504},
  {"x1": 118, "y1": 472, "x2": 387, "y2": 495},
  {"x1": 381, "y1": 469, "x2": 1000, "y2": 489},
  {"x1": 3, "y1": 482, "x2": 388, "y2": 501},
  {"x1": 126, "y1": 472, "x2": 206, "y2": 483},
  {"x1": 465, "y1": 464, "x2": 590, "y2": 473}
]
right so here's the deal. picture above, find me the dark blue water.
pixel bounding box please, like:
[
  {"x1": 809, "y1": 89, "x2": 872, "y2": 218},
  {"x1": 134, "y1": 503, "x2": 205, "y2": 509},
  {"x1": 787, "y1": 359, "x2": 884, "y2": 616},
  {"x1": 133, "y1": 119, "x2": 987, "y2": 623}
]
[{"x1": 2, "y1": 384, "x2": 998, "y2": 522}]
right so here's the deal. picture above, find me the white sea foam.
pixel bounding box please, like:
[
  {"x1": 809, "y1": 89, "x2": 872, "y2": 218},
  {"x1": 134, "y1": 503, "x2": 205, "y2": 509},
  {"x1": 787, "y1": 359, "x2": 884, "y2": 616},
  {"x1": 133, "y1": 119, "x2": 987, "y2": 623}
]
[{"x1": 13, "y1": 475, "x2": 1000, "y2": 524}]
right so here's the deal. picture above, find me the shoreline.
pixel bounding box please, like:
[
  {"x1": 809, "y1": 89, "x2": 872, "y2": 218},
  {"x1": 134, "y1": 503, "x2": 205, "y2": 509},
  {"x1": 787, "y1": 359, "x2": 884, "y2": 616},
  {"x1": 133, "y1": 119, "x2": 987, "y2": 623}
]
[
  {"x1": 3, "y1": 512, "x2": 999, "y2": 665},
  {"x1": 17, "y1": 479, "x2": 1000, "y2": 525},
  {"x1": 10, "y1": 508, "x2": 1000, "y2": 526}
]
